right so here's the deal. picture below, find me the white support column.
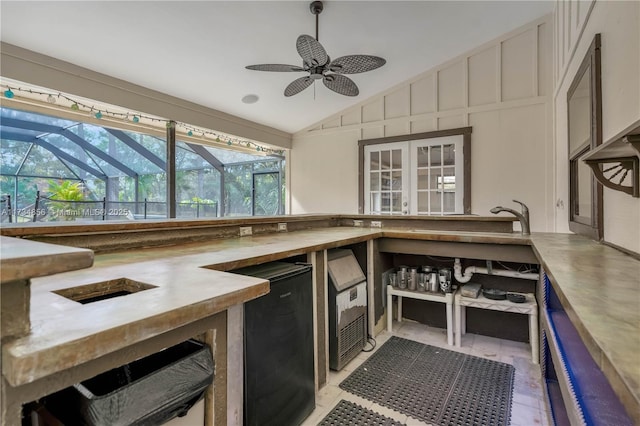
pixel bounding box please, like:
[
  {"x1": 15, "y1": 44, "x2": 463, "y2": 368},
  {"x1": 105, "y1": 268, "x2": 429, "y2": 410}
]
[
  {"x1": 530, "y1": 310, "x2": 540, "y2": 364},
  {"x1": 226, "y1": 304, "x2": 243, "y2": 426},
  {"x1": 455, "y1": 302, "x2": 462, "y2": 347},
  {"x1": 446, "y1": 293, "x2": 454, "y2": 346},
  {"x1": 386, "y1": 285, "x2": 393, "y2": 332}
]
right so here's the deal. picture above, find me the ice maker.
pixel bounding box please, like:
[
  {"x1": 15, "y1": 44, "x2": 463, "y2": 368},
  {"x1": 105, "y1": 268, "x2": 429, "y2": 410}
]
[{"x1": 327, "y1": 249, "x2": 368, "y2": 371}]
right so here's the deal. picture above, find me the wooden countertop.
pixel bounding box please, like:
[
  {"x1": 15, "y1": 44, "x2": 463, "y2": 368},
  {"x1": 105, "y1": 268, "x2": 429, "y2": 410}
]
[
  {"x1": 0, "y1": 236, "x2": 94, "y2": 283},
  {"x1": 2, "y1": 227, "x2": 527, "y2": 387},
  {"x1": 531, "y1": 233, "x2": 640, "y2": 420},
  {"x1": 3, "y1": 224, "x2": 638, "y2": 421}
]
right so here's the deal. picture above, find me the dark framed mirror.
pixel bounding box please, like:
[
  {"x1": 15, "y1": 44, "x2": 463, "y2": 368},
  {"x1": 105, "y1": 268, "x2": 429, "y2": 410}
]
[{"x1": 568, "y1": 34, "x2": 602, "y2": 240}]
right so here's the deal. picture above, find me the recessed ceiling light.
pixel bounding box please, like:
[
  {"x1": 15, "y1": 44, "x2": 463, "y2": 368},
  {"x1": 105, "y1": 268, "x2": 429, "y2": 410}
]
[{"x1": 242, "y1": 94, "x2": 259, "y2": 104}]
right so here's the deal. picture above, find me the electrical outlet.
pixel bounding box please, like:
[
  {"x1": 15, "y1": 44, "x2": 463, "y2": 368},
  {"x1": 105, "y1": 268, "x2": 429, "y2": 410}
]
[
  {"x1": 239, "y1": 226, "x2": 252, "y2": 237},
  {"x1": 370, "y1": 221, "x2": 382, "y2": 228},
  {"x1": 353, "y1": 220, "x2": 363, "y2": 227},
  {"x1": 277, "y1": 223, "x2": 287, "y2": 232}
]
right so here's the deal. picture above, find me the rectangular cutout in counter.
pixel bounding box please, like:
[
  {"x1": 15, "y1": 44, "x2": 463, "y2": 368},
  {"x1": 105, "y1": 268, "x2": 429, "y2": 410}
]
[{"x1": 53, "y1": 278, "x2": 157, "y2": 304}]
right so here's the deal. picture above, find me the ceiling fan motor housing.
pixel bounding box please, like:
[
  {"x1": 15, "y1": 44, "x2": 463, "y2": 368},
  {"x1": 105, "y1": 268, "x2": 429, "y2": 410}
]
[{"x1": 310, "y1": 1, "x2": 323, "y2": 15}]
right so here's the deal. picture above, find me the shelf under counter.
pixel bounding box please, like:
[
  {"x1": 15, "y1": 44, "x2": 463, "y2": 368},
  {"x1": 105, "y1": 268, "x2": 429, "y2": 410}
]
[{"x1": 532, "y1": 233, "x2": 640, "y2": 424}]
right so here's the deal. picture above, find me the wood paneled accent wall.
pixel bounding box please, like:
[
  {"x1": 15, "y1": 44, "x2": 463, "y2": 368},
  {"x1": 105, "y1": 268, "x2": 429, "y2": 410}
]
[
  {"x1": 552, "y1": 0, "x2": 640, "y2": 253},
  {"x1": 291, "y1": 16, "x2": 554, "y2": 232}
]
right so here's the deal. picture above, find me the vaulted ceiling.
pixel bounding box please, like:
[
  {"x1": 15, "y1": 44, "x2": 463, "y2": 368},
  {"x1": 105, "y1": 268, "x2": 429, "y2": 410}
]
[{"x1": 0, "y1": 1, "x2": 553, "y2": 134}]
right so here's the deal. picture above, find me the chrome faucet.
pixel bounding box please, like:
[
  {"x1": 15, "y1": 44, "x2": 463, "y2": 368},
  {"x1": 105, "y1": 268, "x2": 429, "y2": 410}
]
[{"x1": 490, "y1": 200, "x2": 530, "y2": 235}]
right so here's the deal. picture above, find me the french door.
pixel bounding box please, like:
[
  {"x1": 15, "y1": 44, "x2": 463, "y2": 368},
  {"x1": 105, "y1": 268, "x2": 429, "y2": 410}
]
[
  {"x1": 364, "y1": 142, "x2": 409, "y2": 215},
  {"x1": 364, "y1": 135, "x2": 464, "y2": 215}
]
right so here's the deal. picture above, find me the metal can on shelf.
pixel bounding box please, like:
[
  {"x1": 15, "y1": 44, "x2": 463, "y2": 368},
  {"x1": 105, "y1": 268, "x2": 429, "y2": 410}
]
[{"x1": 408, "y1": 267, "x2": 418, "y2": 291}]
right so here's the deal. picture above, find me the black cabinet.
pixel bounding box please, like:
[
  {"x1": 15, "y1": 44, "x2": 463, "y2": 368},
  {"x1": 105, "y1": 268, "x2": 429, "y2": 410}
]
[{"x1": 236, "y1": 262, "x2": 315, "y2": 426}]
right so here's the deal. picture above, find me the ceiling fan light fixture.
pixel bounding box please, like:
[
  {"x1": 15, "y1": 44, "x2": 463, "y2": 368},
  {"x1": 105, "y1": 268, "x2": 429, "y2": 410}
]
[{"x1": 245, "y1": 1, "x2": 386, "y2": 98}]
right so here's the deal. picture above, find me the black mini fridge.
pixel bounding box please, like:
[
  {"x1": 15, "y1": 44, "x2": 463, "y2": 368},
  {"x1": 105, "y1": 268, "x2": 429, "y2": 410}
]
[{"x1": 235, "y1": 262, "x2": 315, "y2": 426}]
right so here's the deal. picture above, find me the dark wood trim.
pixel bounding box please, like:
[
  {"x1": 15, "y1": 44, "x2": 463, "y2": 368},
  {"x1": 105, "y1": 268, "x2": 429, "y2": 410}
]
[
  {"x1": 463, "y1": 132, "x2": 472, "y2": 214},
  {"x1": 568, "y1": 34, "x2": 603, "y2": 241},
  {"x1": 358, "y1": 127, "x2": 473, "y2": 147},
  {"x1": 166, "y1": 120, "x2": 177, "y2": 219},
  {"x1": 378, "y1": 238, "x2": 538, "y2": 264},
  {"x1": 358, "y1": 127, "x2": 473, "y2": 215}
]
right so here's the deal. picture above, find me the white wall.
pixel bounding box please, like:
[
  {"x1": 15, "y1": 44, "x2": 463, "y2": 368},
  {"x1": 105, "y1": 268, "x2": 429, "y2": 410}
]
[
  {"x1": 291, "y1": 16, "x2": 554, "y2": 232},
  {"x1": 553, "y1": 0, "x2": 640, "y2": 253}
]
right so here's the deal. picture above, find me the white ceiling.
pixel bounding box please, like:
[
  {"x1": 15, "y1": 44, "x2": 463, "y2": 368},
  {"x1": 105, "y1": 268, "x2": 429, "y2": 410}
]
[{"x1": 0, "y1": 1, "x2": 553, "y2": 134}]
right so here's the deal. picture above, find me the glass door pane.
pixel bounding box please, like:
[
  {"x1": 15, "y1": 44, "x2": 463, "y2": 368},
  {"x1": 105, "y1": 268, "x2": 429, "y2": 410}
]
[
  {"x1": 409, "y1": 135, "x2": 464, "y2": 215},
  {"x1": 364, "y1": 142, "x2": 409, "y2": 214},
  {"x1": 252, "y1": 172, "x2": 280, "y2": 216}
]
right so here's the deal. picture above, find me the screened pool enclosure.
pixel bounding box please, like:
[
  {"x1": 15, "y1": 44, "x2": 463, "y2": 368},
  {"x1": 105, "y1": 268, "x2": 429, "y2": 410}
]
[{"x1": 0, "y1": 107, "x2": 285, "y2": 223}]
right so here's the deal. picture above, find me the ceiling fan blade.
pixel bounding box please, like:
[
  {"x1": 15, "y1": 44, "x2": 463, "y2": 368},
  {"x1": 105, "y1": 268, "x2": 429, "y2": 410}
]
[
  {"x1": 284, "y1": 76, "x2": 314, "y2": 97},
  {"x1": 246, "y1": 64, "x2": 306, "y2": 72},
  {"x1": 323, "y1": 74, "x2": 359, "y2": 97},
  {"x1": 329, "y1": 55, "x2": 386, "y2": 74},
  {"x1": 296, "y1": 34, "x2": 329, "y2": 67}
]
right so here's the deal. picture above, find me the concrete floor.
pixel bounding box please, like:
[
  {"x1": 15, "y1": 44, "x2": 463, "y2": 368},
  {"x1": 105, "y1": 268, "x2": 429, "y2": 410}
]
[{"x1": 303, "y1": 320, "x2": 549, "y2": 426}]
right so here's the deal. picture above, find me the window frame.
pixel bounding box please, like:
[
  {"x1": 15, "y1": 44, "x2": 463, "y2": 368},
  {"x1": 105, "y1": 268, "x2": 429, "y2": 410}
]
[
  {"x1": 567, "y1": 34, "x2": 603, "y2": 240},
  {"x1": 358, "y1": 127, "x2": 471, "y2": 215}
]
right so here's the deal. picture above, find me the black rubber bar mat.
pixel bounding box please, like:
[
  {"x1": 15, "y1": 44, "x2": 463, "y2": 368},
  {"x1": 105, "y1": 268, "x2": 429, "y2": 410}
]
[
  {"x1": 318, "y1": 399, "x2": 405, "y2": 426},
  {"x1": 339, "y1": 336, "x2": 514, "y2": 426}
]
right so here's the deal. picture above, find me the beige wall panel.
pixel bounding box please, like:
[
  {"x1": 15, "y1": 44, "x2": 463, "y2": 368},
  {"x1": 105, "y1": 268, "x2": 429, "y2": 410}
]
[
  {"x1": 502, "y1": 29, "x2": 536, "y2": 101},
  {"x1": 290, "y1": 16, "x2": 552, "y2": 224},
  {"x1": 554, "y1": 0, "x2": 640, "y2": 251},
  {"x1": 410, "y1": 119, "x2": 435, "y2": 134},
  {"x1": 362, "y1": 98, "x2": 384, "y2": 123},
  {"x1": 384, "y1": 86, "x2": 410, "y2": 119},
  {"x1": 362, "y1": 126, "x2": 384, "y2": 140},
  {"x1": 341, "y1": 109, "x2": 361, "y2": 126},
  {"x1": 604, "y1": 190, "x2": 640, "y2": 254},
  {"x1": 468, "y1": 47, "x2": 498, "y2": 106},
  {"x1": 290, "y1": 130, "x2": 360, "y2": 214},
  {"x1": 470, "y1": 105, "x2": 547, "y2": 231},
  {"x1": 384, "y1": 122, "x2": 410, "y2": 137},
  {"x1": 469, "y1": 110, "x2": 501, "y2": 216},
  {"x1": 538, "y1": 23, "x2": 551, "y2": 96},
  {"x1": 437, "y1": 61, "x2": 465, "y2": 111},
  {"x1": 410, "y1": 75, "x2": 435, "y2": 115},
  {"x1": 438, "y1": 115, "x2": 464, "y2": 130},
  {"x1": 568, "y1": 0, "x2": 576, "y2": 49},
  {"x1": 322, "y1": 118, "x2": 341, "y2": 129},
  {"x1": 554, "y1": 92, "x2": 570, "y2": 233}
]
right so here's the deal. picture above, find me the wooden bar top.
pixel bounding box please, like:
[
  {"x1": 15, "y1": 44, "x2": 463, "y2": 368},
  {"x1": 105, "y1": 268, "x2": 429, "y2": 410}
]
[
  {"x1": 2, "y1": 223, "x2": 638, "y2": 422},
  {"x1": 0, "y1": 236, "x2": 94, "y2": 283},
  {"x1": 531, "y1": 233, "x2": 640, "y2": 420},
  {"x1": 1, "y1": 227, "x2": 527, "y2": 387}
]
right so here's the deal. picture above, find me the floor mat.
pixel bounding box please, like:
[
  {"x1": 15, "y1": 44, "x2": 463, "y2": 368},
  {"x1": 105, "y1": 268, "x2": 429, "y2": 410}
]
[
  {"x1": 339, "y1": 336, "x2": 514, "y2": 426},
  {"x1": 318, "y1": 399, "x2": 405, "y2": 426}
]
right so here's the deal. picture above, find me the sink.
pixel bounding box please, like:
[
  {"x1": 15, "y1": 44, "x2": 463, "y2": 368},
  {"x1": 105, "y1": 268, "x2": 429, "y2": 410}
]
[{"x1": 53, "y1": 278, "x2": 157, "y2": 304}]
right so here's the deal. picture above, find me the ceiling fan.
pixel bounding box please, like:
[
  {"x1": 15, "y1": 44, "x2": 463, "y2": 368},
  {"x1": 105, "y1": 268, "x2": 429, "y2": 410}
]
[{"x1": 245, "y1": 1, "x2": 386, "y2": 97}]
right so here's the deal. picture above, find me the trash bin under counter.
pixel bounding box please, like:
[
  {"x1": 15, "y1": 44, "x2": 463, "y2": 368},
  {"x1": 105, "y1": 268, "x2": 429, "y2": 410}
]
[{"x1": 44, "y1": 339, "x2": 214, "y2": 426}]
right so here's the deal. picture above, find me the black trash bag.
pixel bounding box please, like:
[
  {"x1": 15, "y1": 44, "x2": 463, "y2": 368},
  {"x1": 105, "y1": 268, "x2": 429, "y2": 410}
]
[{"x1": 44, "y1": 340, "x2": 214, "y2": 426}]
